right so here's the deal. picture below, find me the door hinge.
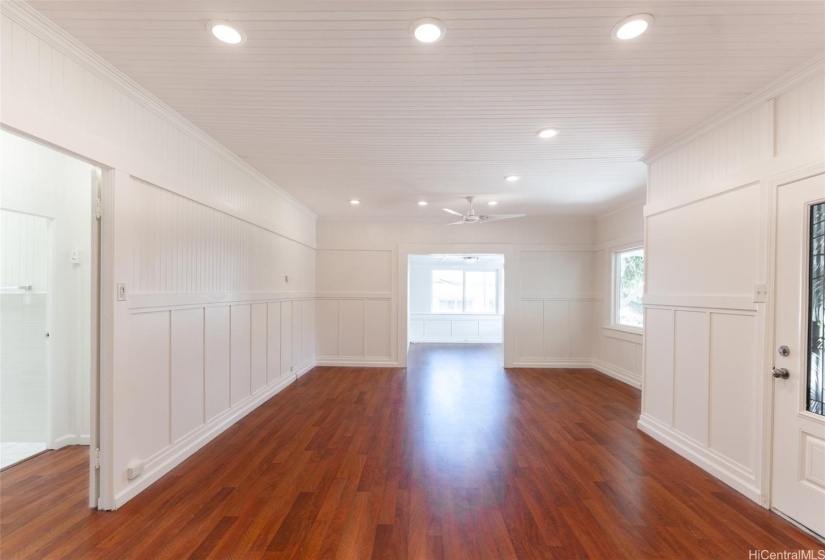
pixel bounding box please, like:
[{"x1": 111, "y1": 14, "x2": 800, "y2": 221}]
[
  {"x1": 95, "y1": 197, "x2": 102, "y2": 220},
  {"x1": 94, "y1": 447, "x2": 101, "y2": 469}
]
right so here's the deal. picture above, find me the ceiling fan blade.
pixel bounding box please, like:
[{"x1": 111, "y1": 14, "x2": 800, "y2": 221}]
[
  {"x1": 443, "y1": 208, "x2": 463, "y2": 216},
  {"x1": 445, "y1": 220, "x2": 466, "y2": 226},
  {"x1": 478, "y1": 214, "x2": 527, "y2": 222}
]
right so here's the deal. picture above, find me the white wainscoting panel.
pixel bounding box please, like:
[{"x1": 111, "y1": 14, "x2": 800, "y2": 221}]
[
  {"x1": 250, "y1": 303, "x2": 267, "y2": 394},
  {"x1": 709, "y1": 312, "x2": 756, "y2": 470},
  {"x1": 170, "y1": 308, "x2": 205, "y2": 443},
  {"x1": 365, "y1": 300, "x2": 391, "y2": 356},
  {"x1": 266, "y1": 302, "x2": 281, "y2": 383},
  {"x1": 673, "y1": 310, "x2": 709, "y2": 445},
  {"x1": 643, "y1": 308, "x2": 675, "y2": 425},
  {"x1": 230, "y1": 304, "x2": 252, "y2": 407},
  {"x1": 280, "y1": 301, "x2": 293, "y2": 376},
  {"x1": 204, "y1": 305, "x2": 231, "y2": 422},
  {"x1": 409, "y1": 314, "x2": 502, "y2": 344},
  {"x1": 339, "y1": 299, "x2": 365, "y2": 357},
  {"x1": 123, "y1": 312, "x2": 170, "y2": 479}
]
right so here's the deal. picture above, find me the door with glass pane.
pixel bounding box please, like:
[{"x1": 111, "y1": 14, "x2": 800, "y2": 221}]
[{"x1": 771, "y1": 172, "x2": 825, "y2": 538}]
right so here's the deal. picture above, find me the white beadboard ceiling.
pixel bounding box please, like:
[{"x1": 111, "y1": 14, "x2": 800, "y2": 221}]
[{"x1": 30, "y1": 1, "x2": 825, "y2": 218}]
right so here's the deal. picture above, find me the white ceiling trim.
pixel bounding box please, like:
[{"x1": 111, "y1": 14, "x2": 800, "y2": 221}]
[
  {"x1": 2, "y1": 0, "x2": 318, "y2": 221},
  {"x1": 643, "y1": 52, "x2": 825, "y2": 164}
]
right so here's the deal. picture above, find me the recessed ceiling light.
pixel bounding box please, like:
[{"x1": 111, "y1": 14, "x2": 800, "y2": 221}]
[
  {"x1": 611, "y1": 14, "x2": 654, "y2": 40},
  {"x1": 537, "y1": 128, "x2": 559, "y2": 139},
  {"x1": 417, "y1": 201, "x2": 428, "y2": 206},
  {"x1": 410, "y1": 18, "x2": 446, "y2": 43},
  {"x1": 350, "y1": 199, "x2": 361, "y2": 205},
  {"x1": 504, "y1": 175, "x2": 520, "y2": 183},
  {"x1": 209, "y1": 20, "x2": 246, "y2": 44},
  {"x1": 488, "y1": 201, "x2": 498, "y2": 206}
]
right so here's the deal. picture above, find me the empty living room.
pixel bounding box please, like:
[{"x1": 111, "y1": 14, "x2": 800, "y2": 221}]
[{"x1": 0, "y1": 1, "x2": 824, "y2": 558}]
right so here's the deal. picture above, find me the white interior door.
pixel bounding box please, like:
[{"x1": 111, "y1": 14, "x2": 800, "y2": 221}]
[{"x1": 772, "y1": 172, "x2": 825, "y2": 538}]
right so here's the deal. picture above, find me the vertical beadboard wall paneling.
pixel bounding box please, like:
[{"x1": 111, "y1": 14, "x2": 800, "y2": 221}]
[
  {"x1": 640, "y1": 56, "x2": 825, "y2": 506},
  {"x1": 0, "y1": 4, "x2": 318, "y2": 509}
]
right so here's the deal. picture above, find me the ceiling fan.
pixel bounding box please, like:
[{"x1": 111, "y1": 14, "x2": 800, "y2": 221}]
[{"x1": 443, "y1": 196, "x2": 526, "y2": 225}]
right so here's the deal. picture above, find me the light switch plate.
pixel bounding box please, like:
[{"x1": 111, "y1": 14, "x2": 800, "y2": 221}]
[{"x1": 117, "y1": 283, "x2": 127, "y2": 301}]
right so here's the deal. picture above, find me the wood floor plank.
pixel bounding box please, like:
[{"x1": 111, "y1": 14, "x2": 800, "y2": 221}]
[{"x1": 1, "y1": 343, "x2": 823, "y2": 559}]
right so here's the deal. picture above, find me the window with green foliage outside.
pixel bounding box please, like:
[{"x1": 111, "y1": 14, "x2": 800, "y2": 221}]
[{"x1": 615, "y1": 248, "x2": 644, "y2": 329}]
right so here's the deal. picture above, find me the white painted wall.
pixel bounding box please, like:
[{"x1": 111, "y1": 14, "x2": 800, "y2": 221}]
[
  {"x1": 640, "y1": 63, "x2": 825, "y2": 503},
  {"x1": 592, "y1": 201, "x2": 645, "y2": 387},
  {"x1": 1, "y1": 130, "x2": 97, "y2": 449},
  {"x1": 0, "y1": 4, "x2": 317, "y2": 508},
  {"x1": 316, "y1": 217, "x2": 601, "y2": 368}
]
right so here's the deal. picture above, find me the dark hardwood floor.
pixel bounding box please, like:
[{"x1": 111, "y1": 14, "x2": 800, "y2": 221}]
[{"x1": 1, "y1": 343, "x2": 822, "y2": 559}]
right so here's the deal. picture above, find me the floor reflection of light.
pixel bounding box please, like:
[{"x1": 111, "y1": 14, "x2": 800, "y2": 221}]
[{"x1": 407, "y1": 344, "x2": 513, "y2": 480}]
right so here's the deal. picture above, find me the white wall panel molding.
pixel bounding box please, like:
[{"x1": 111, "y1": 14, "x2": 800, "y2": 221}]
[
  {"x1": 644, "y1": 54, "x2": 825, "y2": 164},
  {"x1": 0, "y1": 3, "x2": 316, "y2": 248},
  {"x1": 519, "y1": 293, "x2": 598, "y2": 301},
  {"x1": 128, "y1": 292, "x2": 317, "y2": 312},
  {"x1": 409, "y1": 314, "x2": 503, "y2": 344},
  {"x1": 316, "y1": 292, "x2": 392, "y2": 300},
  {"x1": 638, "y1": 413, "x2": 760, "y2": 503},
  {"x1": 644, "y1": 294, "x2": 757, "y2": 313},
  {"x1": 601, "y1": 327, "x2": 643, "y2": 344},
  {"x1": 113, "y1": 361, "x2": 313, "y2": 508}
]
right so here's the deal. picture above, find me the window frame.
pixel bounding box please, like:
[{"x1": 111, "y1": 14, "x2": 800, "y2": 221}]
[
  {"x1": 611, "y1": 245, "x2": 645, "y2": 333},
  {"x1": 430, "y1": 268, "x2": 501, "y2": 315}
]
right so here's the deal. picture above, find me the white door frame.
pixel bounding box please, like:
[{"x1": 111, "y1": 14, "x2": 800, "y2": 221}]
[
  {"x1": 760, "y1": 161, "x2": 825, "y2": 509},
  {"x1": 397, "y1": 243, "x2": 515, "y2": 368},
  {"x1": 1, "y1": 124, "x2": 115, "y2": 510}
]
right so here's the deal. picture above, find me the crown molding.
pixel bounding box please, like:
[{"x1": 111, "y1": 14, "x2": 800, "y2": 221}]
[
  {"x1": 1, "y1": 0, "x2": 318, "y2": 221},
  {"x1": 642, "y1": 52, "x2": 825, "y2": 165},
  {"x1": 595, "y1": 195, "x2": 646, "y2": 221}
]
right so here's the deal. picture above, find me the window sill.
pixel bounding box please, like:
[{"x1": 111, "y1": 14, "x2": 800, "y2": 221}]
[{"x1": 602, "y1": 326, "x2": 644, "y2": 344}]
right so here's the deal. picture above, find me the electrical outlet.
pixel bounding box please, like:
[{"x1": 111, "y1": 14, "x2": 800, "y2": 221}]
[
  {"x1": 127, "y1": 462, "x2": 145, "y2": 480},
  {"x1": 70, "y1": 250, "x2": 81, "y2": 264},
  {"x1": 753, "y1": 283, "x2": 767, "y2": 303}
]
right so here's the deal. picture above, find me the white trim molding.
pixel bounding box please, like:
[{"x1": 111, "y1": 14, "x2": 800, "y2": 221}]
[{"x1": 638, "y1": 413, "x2": 760, "y2": 502}]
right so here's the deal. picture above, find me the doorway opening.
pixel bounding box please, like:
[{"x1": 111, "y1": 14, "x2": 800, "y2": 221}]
[
  {"x1": 407, "y1": 254, "x2": 504, "y2": 366},
  {"x1": 0, "y1": 130, "x2": 101, "y2": 482}
]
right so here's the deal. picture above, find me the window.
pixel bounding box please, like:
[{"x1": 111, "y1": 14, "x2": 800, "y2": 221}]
[
  {"x1": 432, "y1": 269, "x2": 499, "y2": 314},
  {"x1": 614, "y1": 248, "x2": 644, "y2": 329}
]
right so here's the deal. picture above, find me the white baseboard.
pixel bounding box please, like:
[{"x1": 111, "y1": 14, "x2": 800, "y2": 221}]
[
  {"x1": 112, "y1": 359, "x2": 315, "y2": 509},
  {"x1": 409, "y1": 338, "x2": 502, "y2": 344},
  {"x1": 637, "y1": 413, "x2": 761, "y2": 503},
  {"x1": 52, "y1": 434, "x2": 91, "y2": 449},
  {"x1": 591, "y1": 359, "x2": 642, "y2": 388},
  {"x1": 512, "y1": 359, "x2": 593, "y2": 368},
  {"x1": 315, "y1": 358, "x2": 398, "y2": 368}
]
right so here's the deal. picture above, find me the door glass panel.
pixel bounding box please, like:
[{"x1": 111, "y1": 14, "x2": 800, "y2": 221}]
[{"x1": 808, "y1": 202, "x2": 825, "y2": 415}]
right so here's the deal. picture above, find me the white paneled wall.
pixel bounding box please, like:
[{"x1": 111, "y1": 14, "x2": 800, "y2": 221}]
[
  {"x1": 591, "y1": 201, "x2": 645, "y2": 387},
  {"x1": 118, "y1": 176, "x2": 316, "y2": 504},
  {"x1": 409, "y1": 315, "x2": 502, "y2": 344},
  {"x1": 315, "y1": 218, "x2": 630, "y2": 369},
  {"x1": 640, "y1": 64, "x2": 825, "y2": 503},
  {"x1": 0, "y1": 4, "x2": 318, "y2": 509}
]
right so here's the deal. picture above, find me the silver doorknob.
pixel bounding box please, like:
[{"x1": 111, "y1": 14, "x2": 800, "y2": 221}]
[{"x1": 772, "y1": 367, "x2": 790, "y2": 379}]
